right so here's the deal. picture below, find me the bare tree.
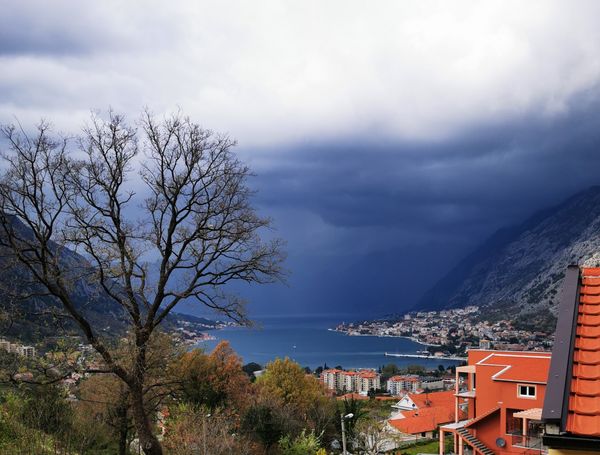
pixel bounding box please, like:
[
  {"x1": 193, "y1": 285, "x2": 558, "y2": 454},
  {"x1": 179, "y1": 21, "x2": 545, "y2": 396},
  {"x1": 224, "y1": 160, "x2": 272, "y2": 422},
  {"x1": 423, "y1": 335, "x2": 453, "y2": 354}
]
[{"x1": 0, "y1": 111, "x2": 285, "y2": 455}]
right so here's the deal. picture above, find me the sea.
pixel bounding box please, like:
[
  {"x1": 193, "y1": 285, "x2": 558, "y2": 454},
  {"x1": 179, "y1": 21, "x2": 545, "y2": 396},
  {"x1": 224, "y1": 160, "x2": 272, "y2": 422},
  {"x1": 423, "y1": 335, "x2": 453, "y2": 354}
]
[{"x1": 195, "y1": 314, "x2": 463, "y2": 370}]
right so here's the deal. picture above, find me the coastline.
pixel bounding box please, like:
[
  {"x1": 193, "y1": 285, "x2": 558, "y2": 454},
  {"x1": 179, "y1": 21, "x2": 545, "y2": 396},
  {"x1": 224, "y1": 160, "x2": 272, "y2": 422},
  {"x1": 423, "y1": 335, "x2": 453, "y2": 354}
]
[{"x1": 327, "y1": 328, "x2": 441, "y2": 347}]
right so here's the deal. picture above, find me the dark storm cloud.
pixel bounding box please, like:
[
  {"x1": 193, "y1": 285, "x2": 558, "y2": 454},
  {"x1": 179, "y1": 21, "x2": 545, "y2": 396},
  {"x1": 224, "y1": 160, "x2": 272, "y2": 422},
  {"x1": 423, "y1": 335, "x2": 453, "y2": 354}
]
[
  {"x1": 2, "y1": 1, "x2": 600, "y2": 317},
  {"x1": 254, "y1": 85, "x2": 600, "y2": 245},
  {"x1": 239, "y1": 86, "x2": 600, "y2": 317}
]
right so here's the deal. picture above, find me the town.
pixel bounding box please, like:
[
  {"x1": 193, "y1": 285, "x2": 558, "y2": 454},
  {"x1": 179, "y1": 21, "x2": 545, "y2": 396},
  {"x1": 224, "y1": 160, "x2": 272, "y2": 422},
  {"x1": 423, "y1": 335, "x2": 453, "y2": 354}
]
[{"x1": 333, "y1": 306, "x2": 553, "y2": 357}]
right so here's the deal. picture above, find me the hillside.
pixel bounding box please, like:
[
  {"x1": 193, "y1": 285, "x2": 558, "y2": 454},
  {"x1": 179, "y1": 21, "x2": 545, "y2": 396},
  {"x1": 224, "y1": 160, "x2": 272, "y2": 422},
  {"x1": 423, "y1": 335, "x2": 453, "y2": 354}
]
[
  {"x1": 417, "y1": 186, "x2": 600, "y2": 330},
  {"x1": 0, "y1": 218, "x2": 217, "y2": 343}
]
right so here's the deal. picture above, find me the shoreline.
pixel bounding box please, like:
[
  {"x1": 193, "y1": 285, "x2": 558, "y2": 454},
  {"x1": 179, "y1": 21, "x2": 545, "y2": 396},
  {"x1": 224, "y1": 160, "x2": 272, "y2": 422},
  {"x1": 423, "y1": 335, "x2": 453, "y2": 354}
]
[
  {"x1": 328, "y1": 328, "x2": 441, "y2": 347},
  {"x1": 384, "y1": 352, "x2": 466, "y2": 361}
]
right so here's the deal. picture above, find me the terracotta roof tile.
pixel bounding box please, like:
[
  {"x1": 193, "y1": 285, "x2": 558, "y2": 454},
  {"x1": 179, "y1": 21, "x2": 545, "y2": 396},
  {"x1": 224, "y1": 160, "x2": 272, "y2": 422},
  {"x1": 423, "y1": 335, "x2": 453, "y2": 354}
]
[
  {"x1": 582, "y1": 276, "x2": 600, "y2": 286},
  {"x1": 581, "y1": 285, "x2": 600, "y2": 295},
  {"x1": 566, "y1": 268, "x2": 600, "y2": 437},
  {"x1": 575, "y1": 336, "x2": 600, "y2": 351},
  {"x1": 582, "y1": 268, "x2": 600, "y2": 276},
  {"x1": 571, "y1": 378, "x2": 600, "y2": 396},
  {"x1": 570, "y1": 395, "x2": 600, "y2": 415},
  {"x1": 408, "y1": 390, "x2": 455, "y2": 409},
  {"x1": 580, "y1": 295, "x2": 600, "y2": 305},
  {"x1": 574, "y1": 349, "x2": 600, "y2": 365},
  {"x1": 580, "y1": 304, "x2": 600, "y2": 315},
  {"x1": 578, "y1": 324, "x2": 600, "y2": 338},
  {"x1": 578, "y1": 314, "x2": 600, "y2": 326},
  {"x1": 567, "y1": 413, "x2": 600, "y2": 436},
  {"x1": 388, "y1": 406, "x2": 454, "y2": 434},
  {"x1": 572, "y1": 363, "x2": 600, "y2": 379}
]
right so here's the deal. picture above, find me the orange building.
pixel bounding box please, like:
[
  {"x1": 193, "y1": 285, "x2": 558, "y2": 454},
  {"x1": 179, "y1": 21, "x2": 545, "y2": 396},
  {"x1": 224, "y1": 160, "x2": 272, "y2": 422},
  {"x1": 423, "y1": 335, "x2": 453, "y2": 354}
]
[{"x1": 440, "y1": 349, "x2": 552, "y2": 455}]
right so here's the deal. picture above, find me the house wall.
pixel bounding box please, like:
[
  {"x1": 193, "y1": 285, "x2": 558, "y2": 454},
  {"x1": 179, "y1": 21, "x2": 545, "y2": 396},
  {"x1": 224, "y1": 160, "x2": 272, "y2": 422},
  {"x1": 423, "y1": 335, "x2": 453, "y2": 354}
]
[
  {"x1": 471, "y1": 413, "x2": 501, "y2": 452},
  {"x1": 463, "y1": 351, "x2": 550, "y2": 455}
]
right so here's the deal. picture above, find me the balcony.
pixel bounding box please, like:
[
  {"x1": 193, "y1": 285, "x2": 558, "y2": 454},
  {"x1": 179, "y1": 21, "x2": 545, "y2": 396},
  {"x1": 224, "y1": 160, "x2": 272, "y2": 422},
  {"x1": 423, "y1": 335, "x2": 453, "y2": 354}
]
[
  {"x1": 510, "y1": 434, "x2": 547, "y2": 453},
  {"x1": 455, "y1": 388, "x2": 476, "y2": 398}
]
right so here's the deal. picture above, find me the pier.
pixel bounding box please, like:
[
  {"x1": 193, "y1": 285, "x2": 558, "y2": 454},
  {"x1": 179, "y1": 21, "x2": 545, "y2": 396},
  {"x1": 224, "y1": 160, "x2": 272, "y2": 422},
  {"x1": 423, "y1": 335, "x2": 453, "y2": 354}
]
[{"x1": 384, "y1": 352, "x2": 466, "y2": 361}]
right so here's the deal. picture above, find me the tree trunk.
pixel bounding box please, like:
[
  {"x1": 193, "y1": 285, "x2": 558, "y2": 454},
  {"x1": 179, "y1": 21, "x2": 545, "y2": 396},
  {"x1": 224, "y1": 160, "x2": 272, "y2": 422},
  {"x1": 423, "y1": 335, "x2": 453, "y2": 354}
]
[
  {"x1": 117, "y1": 402, "x2": 129, "y2": 455},
  {"x1": 131, "y1": 384, "x2": 163, "y2": 455}
]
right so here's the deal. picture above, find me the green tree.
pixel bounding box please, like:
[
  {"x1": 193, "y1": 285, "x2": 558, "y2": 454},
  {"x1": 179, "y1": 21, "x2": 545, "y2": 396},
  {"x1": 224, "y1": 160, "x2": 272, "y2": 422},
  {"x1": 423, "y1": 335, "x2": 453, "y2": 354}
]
[
  {"x1": 256, "y1": 358, "x2": 325, "y2": 416},
  {"x1": 279, "y1": 430, "x2": 321, "y2": 455},
  {"x1": 381, "y1": 363, "x2": 400, "y2": 380},
  {"x1": 21, "y1": 384, "x2": 72, "y2": 435},
  {"x1": 241, "y1": 403, "x2": 285, "y2": 453},
  {"x1": 171, "y1": 341, "x2": 251, "y2": 410}
]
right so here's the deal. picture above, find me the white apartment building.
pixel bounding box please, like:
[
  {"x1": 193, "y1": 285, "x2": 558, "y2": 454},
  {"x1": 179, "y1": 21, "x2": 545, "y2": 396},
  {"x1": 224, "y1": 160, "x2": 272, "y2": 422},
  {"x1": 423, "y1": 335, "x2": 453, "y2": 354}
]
[
  {"x1": 321, "y1": 369, "x2": 343, "y2": 390},
  {"x1": 321, "y1": 369, "x2": 381, "y2": 393},
  {"x1": 0, "y1": 338, "x2": 36, "y2": 358},
  {"x1": 387, "y1": 375, "x2": 421, "y2": 395}
]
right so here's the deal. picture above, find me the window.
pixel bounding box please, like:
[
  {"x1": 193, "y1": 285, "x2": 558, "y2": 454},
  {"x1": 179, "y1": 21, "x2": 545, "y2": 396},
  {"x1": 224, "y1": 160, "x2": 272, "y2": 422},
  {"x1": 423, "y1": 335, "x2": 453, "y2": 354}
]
[{"x1": 518, "y1": 384, "x2": 536, "y2": 398}]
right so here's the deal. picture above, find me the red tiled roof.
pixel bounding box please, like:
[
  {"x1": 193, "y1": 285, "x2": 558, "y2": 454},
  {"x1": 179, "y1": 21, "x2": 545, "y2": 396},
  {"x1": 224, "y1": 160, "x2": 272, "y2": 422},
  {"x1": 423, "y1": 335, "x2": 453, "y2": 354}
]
[
  {"x1": 409, "y1": 390, "x2": 455, "y2": 409},
  {"x1": 389, "y1": 375, "x2": 419, "y2": 382},
  {"x1": 476, "y1": 353, "x2": 551, "y2": 383},
  {"x1": 359, "y1": 371, "x2": 377, "y2": 379},
  {"x1": 323, "y1": 369, "x2": 343, "y2": 374},
  {"x1": 389, "y1": 406, "x2": 454, "y2": 434},
  {"x1": 566, "y1": 268, "x2": 600, "y2": 437}
]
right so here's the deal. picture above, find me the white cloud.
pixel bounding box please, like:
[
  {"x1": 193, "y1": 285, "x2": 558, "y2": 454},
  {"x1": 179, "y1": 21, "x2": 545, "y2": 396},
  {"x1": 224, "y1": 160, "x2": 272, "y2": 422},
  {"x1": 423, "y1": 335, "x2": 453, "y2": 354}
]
[{"x1": 1, "y1": 0, "x2": 600, "y2": 147}]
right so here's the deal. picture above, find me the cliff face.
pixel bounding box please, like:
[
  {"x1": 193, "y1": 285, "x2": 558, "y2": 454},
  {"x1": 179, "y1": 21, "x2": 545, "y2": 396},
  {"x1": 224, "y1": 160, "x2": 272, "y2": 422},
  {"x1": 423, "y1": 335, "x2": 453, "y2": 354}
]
[{"x1": 417, "y1": 186, "x2": 600, "y2": 326}]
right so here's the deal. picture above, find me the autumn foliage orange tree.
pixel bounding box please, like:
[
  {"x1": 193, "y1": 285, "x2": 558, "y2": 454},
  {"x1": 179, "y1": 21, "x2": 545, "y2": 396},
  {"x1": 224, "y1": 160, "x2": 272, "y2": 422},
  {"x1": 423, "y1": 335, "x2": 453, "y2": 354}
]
[
  {"x1": 0, "y1": 111, "x2": 285, "y2": 455},
  {"x1": 170, "y1": 341, "x2": 251, "y2": 410}
]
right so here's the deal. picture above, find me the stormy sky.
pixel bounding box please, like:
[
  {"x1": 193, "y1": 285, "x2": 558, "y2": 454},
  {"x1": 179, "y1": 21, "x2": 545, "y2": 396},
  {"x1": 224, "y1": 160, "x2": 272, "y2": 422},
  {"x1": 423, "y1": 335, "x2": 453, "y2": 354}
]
[{"x1": 2, "y1": 1, "x2": 600, "y2": 318}]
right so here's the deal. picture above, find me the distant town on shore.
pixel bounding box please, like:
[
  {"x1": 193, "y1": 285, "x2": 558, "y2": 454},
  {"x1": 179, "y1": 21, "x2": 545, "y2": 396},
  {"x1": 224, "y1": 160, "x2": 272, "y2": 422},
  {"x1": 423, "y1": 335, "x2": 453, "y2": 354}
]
[{"x1": 333, "y1": 305, "x2": 553, "y2": 358}]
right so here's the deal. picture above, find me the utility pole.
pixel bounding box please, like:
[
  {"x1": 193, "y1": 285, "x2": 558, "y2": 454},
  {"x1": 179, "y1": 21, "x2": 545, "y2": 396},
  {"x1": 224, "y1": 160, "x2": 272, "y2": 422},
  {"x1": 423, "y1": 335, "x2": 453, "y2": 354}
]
[
  {"x1": 203, "y1": 413, "x2": 211, "y2": 455},
  {"x1": 341, "y1": 412, "x2": 354, "y2": 455}
]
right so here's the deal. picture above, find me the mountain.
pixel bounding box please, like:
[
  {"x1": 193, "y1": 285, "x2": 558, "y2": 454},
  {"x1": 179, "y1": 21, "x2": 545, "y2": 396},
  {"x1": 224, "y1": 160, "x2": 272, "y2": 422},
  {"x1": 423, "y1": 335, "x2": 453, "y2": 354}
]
[
  {"x1": 0, "y1": 218, "x2": 217, "y2": 343},
  {"x1": 416, "y1": 186, "x2": 600, "y2": 330}
]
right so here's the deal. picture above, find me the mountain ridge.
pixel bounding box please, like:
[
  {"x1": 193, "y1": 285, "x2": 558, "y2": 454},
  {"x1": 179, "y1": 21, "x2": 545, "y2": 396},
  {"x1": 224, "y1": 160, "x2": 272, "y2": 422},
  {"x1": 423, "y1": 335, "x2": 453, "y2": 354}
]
[
  {"x1": 0, "y1": 218, "x2": 217, "y2": 343},
  {"x1": 416, "y1": 185, "x2": 600, "y2": 329}
]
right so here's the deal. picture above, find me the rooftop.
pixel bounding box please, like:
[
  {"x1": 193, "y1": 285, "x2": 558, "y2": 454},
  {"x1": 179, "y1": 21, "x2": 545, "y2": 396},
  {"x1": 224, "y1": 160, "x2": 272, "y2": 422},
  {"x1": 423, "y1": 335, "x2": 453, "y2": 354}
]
[
  {"x1": 389, "y1": 405, "x2": 454, "y2": 434},
  {"x1": 543, "y1": 266, "x2": 600, "y2": 443},
  {"x1": 475, "y1": 352, "x2": 551, "y2": 384},
  {"x1": 567, "y1": 267, "x2": 600, "y2": 437}
]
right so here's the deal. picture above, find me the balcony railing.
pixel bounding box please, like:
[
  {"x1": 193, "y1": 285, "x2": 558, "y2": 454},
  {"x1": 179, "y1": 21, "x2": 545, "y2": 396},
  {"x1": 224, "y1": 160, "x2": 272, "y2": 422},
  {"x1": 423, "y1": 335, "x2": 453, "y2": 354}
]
[{"x1": 510, "y1": 434, "x2": 545, "y2": 452}]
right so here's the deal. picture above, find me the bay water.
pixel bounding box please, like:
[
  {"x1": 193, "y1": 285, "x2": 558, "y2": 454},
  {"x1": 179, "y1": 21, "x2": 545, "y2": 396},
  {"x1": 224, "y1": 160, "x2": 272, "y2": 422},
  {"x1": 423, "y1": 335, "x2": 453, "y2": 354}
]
[{"x1": 196, "y1": 315, "x2": 462, "y2": 370}]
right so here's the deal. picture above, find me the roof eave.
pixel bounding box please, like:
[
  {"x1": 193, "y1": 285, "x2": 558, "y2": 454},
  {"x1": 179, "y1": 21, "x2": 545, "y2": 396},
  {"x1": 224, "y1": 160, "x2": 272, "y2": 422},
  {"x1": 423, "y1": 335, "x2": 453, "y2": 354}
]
[{"x1": 541, "y1": 265, "x2": 580, "y2": 430}]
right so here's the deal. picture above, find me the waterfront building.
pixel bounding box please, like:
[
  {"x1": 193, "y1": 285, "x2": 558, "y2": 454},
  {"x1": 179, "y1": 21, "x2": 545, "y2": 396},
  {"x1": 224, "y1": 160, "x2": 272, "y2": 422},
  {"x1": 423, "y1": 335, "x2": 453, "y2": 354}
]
[
  {"x1": 321, "y1": 368, "x2": 381, "y2": 394},
  {"x1": 387, "y1": 375, "x2": 421, "y2": 395},
  {"x1": 358, "y1": 369, "x2": 380, "y2": 393},
  {"x1": 343, "y1": 371, "x2": 358, "y2": 392},
  {"x1": 322, "y1": 369, "x2": 343, "y2": 390}
]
